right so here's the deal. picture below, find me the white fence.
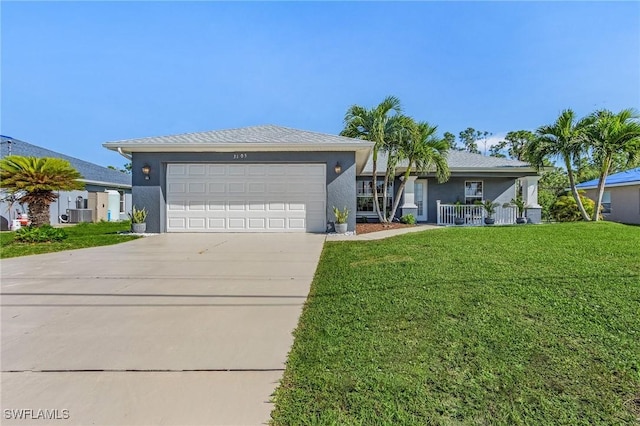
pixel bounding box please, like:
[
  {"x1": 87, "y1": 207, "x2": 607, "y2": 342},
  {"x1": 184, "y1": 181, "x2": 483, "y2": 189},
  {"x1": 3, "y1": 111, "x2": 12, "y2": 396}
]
[{"x1": 436, "y1": 201, "x2": 517, "y2": 226}]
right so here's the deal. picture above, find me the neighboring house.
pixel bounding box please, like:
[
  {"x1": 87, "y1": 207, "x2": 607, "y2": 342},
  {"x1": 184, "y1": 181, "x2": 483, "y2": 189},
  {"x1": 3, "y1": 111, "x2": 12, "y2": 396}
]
[
  {"x1": 576, "y1": 167, "x2": 640, "y2": 225},
  {"x1": 103, "y1": 125, "x2": 541, "y2": 234},
  {"x1": 1, "y1": 136, "x2": 132, "y2": 230}
]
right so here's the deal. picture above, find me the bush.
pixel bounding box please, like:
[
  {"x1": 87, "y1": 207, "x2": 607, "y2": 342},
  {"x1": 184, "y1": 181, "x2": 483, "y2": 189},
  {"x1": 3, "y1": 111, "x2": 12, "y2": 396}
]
[
  {"x1": 400, "y1": 214, "x2": 416, "y2": 225},
  {"x1": 14, "y1": 225, "x2": 68, "y2": 243},
  {"x1": 551, "y1": 191, "x2": 596, "y2": 222}
]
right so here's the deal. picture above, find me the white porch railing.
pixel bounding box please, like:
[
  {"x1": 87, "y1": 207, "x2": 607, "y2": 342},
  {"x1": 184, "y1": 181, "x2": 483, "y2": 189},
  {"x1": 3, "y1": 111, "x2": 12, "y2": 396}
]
[{"x1": 436, "y1": 200, "x2": 517, "y2": 226}]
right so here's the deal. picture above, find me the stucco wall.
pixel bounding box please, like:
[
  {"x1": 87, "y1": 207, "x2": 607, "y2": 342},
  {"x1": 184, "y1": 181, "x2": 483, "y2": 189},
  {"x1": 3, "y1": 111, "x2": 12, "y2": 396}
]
[
  {"x1": 425, "y1": 176, "x2": 517, "y2": 223},
  {"x1": 131, "y1": 151, "x2": 357, "y2": 233},
  {"x1": 584, "y1": 185, "x2": 640, "y2": 225}
]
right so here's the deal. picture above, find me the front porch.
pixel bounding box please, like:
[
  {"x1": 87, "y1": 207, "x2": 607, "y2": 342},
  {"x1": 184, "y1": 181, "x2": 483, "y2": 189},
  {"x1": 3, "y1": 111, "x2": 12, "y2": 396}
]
[{"x1": 435, "y1": 201, "x2": 518, "y2": 226}]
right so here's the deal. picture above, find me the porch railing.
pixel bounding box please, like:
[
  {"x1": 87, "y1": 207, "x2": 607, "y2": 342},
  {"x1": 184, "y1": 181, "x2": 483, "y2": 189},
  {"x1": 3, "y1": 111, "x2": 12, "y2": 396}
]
[{"x1": 436, "y1": 200, "x2": 517, "y2": 226}]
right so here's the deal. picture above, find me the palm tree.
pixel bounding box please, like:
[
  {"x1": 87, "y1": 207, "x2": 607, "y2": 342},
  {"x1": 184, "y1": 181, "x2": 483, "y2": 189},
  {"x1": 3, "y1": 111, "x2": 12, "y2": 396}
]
[
  {"x1": 587, "y1": 108, "x2": 640, "y2": 221},
  {"x1": 0, "y1": 156, "x2": 84, "y2": 226},
  {"x1": 388, "y1": 120, "x2": 450, "y2": 220},
  {"x1": 528, "y1": 109, "x2": 592, "y2": 221},
  {"x1": 341, "y1": 96, "x2": 402, "y2": 222}
]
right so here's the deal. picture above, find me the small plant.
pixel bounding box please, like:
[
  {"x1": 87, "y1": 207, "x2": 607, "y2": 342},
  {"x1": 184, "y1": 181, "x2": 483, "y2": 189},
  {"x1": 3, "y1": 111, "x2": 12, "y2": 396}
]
[
  {"x1": 14, "y1": 225, "x2": 67, "y2": 243},
  {"x1": 333, "y1": 206, "x2": 349, "y2": 224},
  {"x1": 129, "y1": 206, "x2": 147, "y2": 224},
  {"x1": 504, "y1": 196, "x2": 527, "y2": 218},
  {"x1": 400, "y1": 214, "x2": 416, "y2": 225},
  {"x1": 481, "y1": 199, "x2": 499, "y2": 218}
]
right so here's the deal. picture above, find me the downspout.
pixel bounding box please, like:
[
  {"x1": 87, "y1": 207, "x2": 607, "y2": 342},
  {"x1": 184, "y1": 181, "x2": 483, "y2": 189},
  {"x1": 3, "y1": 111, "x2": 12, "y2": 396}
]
[{"x1": 117, "y1": 147, "x2": 132, "y2": 160}]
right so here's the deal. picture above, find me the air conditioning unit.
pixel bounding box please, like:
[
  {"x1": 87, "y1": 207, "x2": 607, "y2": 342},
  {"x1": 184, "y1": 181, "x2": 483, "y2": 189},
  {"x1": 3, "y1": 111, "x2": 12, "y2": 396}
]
[{"x1": 67, "y1": 209, "x2": 92, "y2": 223}]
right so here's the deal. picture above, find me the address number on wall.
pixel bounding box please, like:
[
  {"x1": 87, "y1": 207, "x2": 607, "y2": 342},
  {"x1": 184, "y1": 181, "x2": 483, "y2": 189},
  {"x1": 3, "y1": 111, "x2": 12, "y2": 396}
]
[{"x1": 233, "y1": 153, "x2": 248, "y2": 159}]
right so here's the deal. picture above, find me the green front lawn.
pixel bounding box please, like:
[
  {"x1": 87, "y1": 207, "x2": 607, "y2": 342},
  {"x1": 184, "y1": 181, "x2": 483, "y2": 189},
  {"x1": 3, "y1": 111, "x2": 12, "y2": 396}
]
[
  {"x1": 0, "y1": 221, "x2": 139, "y2": 259},
  {"x1": 272, "y1": 222, "x2": 640, "y2": 425}
]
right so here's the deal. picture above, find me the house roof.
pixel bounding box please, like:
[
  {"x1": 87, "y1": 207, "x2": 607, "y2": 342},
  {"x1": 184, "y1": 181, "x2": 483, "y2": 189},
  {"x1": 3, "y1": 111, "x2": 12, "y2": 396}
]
[
  {"x1": 103, "y1": 124, "x2": 374, "y2": 173},
  {"x1": 361, "y1": 150, "x2": 537, "y2": 175},
  {"x1": 1, "y1": 136, "x2": 131, "y2": 188},
  {"x1": 576, "y1": 167, "x2": 640, "y2": 189}
]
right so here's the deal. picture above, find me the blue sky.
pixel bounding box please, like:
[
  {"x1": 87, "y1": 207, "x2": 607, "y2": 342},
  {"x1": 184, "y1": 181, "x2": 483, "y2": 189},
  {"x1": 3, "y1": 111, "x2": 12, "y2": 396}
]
[{"x1": 2, "y1": 1, "x2": 639, "y2": 168}]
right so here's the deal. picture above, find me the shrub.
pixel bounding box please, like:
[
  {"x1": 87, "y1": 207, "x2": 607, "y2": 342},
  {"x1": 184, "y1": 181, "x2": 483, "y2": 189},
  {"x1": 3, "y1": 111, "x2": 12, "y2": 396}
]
[
  {"x1": 14, "y1": 225, "x2": 68, "y2": 243},
  {"x1": 551, "y1": 191, "x2": 596, "y2": 222},
  {"x1": 400, "y1": 214, "x2": 416, "y2": 224}
]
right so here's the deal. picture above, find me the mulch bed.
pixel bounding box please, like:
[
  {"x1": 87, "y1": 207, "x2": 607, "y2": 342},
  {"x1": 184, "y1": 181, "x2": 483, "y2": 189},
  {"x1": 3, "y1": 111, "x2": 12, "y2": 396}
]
[{"x1": 355, "y1": 223, "x2": 415, "y2": 235}]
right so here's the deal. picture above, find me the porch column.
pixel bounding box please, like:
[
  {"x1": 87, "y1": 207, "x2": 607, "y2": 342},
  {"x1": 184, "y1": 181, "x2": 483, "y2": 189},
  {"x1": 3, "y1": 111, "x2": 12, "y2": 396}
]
[
  {"x1": 521, "y1": 175, "x2": 542, "y2": 224},
  {"x1": 401, "y1": 175, "x2": 418, "y2": 219}
]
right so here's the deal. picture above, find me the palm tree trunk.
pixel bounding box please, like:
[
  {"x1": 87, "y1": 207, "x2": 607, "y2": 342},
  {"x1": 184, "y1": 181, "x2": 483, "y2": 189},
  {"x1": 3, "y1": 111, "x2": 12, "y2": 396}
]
[
  {"x1": 27, "y1": 197, "x2": 51, "y2": 227},
  {"x1": 592, "y1": 155, "x2": 612, "y2": 221},
  {"x1": 371, "y1": 150, "x2": 384, "y2": 222},
  {"x1": 389, "y1": 165, "x2": 412, "y2": 220},
  {"x1": 382, "y1": 169, "x2": 389, "y2": 223},
  {"x1": 565, "y1": 157, "x2": 591, "y2": 221}
]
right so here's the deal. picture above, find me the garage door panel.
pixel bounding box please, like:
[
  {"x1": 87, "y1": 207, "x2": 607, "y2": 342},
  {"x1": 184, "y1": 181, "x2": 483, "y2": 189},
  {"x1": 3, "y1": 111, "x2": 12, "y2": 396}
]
[
  {"x1": 208, "y1": 218, "x2": 225, "y2": 229},
  {"x1": 268, "y1": 218, "x2": 286, "y2": 229},
  {"x1": 188, "y1": 201, "x2": 205, "y2": 211},
  {"x1": 228, "y1": 218, "x2": 246, "y2": 229},
  {"x1": 248, "y1": 218, "x2": 266, "y2": 229},
  {"x1": 168, "y1": 217, "x2": 186, "y2": 229},
  {"x1": 188, "y1": 164, "x2": 206, "y2": 175},
  {"x1": 248, "y1": 202, "x2": 266, "y2": 211},
  {"x1": 208, "y1": 182, "x2": 225, "y2": 193},
  {"x1": 167, "y1": 163, "x2": 326, "y2": 232},
  {"x1": 168, "y1": 201, "x2": 186, "y2": 211},
  {"x1": 228, "y1": 166, "x2": 246, "y2": 176},
  {"x1": 188, "y1": 218, "x2": 206, "y2": 229},
  {"x1": 169, "y1": 183, "x2": 187, "y2": 194},
  {"x1": 188, "y1": 182, "x2": 206, "y2": 193},
  {"x1": 208, "y1": 201, "x2": 225, "y2": 211},
  {"x1": 168, "y1": 164, "x2": 187, "y2": 176}
]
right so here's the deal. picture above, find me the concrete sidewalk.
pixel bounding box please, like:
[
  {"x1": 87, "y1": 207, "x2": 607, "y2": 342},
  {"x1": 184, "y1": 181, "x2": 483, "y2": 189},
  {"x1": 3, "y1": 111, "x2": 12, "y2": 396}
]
[
  {"x1": 1, "y1": 233, "x2": 325, "y2": 425},
  {"x1": 327, "y1": 224, "x2": 442, "y2": 241}
]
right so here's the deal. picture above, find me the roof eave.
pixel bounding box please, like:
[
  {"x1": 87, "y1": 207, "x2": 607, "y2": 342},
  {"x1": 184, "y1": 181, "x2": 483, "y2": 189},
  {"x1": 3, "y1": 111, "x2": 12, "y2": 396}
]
[
  {"x1": 577, "y1": 181, "x2": 640, "y2": 190},
  {"x1": 359, "y1": 166, "x2": 539, "y2": 176},
  {"x1": 77, "y1": 178, "x2": 132, "y2": 189}
]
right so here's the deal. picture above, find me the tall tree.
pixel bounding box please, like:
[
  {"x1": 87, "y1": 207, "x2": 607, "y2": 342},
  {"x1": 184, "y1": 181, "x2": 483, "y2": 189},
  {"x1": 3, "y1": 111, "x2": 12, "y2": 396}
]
[
  {"x1": 389, "y1": 120, "x2": 450, "y2": 220},
  {"x1": 0, "y1": 156, "x2": 84, "y2": 226},
  {"x1": 528, "y1": 109, "x2": 592, "y2": 221},
  {"x1": 341, "y1": 96, "x2": 402, "y2": 222},
  {"x1": 443, "y1": 132, "x2": 457, "y2": 150},
  {"x1": 458, "y1": 128, "x2": 481, "y2": 154},
  {"x1": 586, "y1": 108, "x2": 640, "y2": 221},
  {"x1": 504, "y1": 130, "x2": 535, "y2": 161}
]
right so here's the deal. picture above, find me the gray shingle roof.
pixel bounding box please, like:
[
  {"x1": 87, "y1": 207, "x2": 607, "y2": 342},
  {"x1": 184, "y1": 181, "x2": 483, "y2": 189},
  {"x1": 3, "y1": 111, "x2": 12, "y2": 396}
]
[
  {"x1": 363, "y1": 150, "x2": 534, "y2": 174},
  {"x1": 1, "y1": 136, "x2": 131, "y2": 187},
  {"x1": 104, "y1": 125, "x2": 371, "y2": 146}
]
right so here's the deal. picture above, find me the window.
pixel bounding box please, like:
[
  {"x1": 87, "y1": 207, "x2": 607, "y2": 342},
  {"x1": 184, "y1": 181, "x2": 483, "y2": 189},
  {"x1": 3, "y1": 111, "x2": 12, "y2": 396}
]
[
  {"x1": 465, "y1": 181, "x2": 483, "y2": 204},
  {"x1": 601, "y1": 191, "x2": 611, "y2": 214},
  {"x1": 119, "y1": 191, "x2": 126, "y2": 214},
  {"x1": 357, "y1": 179, "x2": 393, "y2": 212}
]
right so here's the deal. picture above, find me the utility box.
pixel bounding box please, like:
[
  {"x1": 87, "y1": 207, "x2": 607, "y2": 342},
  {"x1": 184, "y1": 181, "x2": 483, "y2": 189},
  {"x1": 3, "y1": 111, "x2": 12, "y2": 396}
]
[
  {"x1": 88, "y1": 192, "x2": 109, "y2": 222},
  {"x1": 106, "y1": 190, "x2": 120, "y2": 222}
]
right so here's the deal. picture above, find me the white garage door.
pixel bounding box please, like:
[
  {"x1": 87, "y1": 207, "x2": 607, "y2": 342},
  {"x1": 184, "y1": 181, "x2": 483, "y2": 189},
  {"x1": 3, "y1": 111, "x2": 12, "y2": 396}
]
[{"x1": 166, "y1": 163, "x2": 326, "y2": 233}]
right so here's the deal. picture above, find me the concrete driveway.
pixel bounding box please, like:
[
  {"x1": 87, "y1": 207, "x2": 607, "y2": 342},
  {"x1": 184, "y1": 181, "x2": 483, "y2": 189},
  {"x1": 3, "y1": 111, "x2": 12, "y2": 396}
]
[{"x1": 1, "y1": 233, "x2": 325, "y2": 425}]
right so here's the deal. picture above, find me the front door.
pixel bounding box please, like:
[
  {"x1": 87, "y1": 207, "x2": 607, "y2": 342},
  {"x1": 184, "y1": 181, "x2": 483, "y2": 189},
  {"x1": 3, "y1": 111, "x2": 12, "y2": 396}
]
[{"x1": 415, "y1": 180, "x2": 428, "y2": 222}]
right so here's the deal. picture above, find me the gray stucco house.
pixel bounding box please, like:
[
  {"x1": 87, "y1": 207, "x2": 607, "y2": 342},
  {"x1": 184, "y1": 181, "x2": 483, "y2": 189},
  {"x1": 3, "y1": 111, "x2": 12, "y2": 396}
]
[
  {"x1": 576, "y1": 167, "x2": 640, "y2": 225},
  {"x1": 1, "y1": 136, "x2": 132, "y2": 230},
  {"x1": 104, "y1": 125, "x2": 541, "y2": 233}
]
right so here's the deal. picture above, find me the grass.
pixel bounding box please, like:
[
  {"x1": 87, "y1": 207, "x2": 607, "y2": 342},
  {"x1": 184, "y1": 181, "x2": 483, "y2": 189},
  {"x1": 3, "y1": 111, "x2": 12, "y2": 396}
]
[
  {"x1": 0, "y1": 221, "x2": 139, "y2": 258},
  {"x1": 271, "y1": 222, "x2": 640, "y2": 425}
]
